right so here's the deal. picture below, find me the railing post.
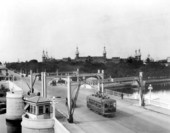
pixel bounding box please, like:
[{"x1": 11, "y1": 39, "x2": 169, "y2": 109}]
[{"x1": 148, "y1": 84, "x2": 153, "y2": 104}]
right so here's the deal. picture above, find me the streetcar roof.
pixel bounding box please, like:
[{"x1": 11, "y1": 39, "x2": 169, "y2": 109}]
[{"x1": 87, "y1": 95, "x2": 116, "y2": 103}]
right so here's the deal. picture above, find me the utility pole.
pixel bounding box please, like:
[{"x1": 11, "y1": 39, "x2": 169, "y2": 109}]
[
  {"x1": 30, "y1": 70, "x2": 33, "y2": 93},
  {"x1": 67, "y1": 76, "x2": 73, "y2": 123},
  {"x1": 77, "y1": 68, "x2": 79, "y2": 82},
  {"x1": 101, "y1": 70, "x2": 104, "y2": 94},
  {"x1": 43, "y1": 72, "x2": 47, "y2": 98},
  {"x1": 41, "y1": 72, "x2": 47, "y2": 98},
  {"x1": 97, "y1": 70, "x2": 101, "y2": 92},
  {"x1": 139, "y1": 72, "x2": 145, "y2": 106}
]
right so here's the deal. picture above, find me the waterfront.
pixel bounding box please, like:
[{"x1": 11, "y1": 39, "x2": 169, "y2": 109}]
[
  {"x1": 115, "y1": 82, "x2": 170, "y2": 103},
  {"x1": 144, "y1": 83, "x2": 170, "y2": 103}
]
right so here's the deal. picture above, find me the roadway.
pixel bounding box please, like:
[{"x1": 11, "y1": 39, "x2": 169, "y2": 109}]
[{"x1": 11, "y1": 72, "x2": 170, "y2": 133}]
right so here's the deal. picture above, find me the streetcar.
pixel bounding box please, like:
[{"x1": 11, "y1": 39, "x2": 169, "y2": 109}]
[{"x1": 86, "y1": 92, "x2": 116, "y2": 117}]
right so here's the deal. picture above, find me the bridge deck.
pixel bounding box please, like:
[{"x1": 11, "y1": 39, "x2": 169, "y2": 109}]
[{"x1": 10, "y1": 71, "x2": 170, "y2": 133}]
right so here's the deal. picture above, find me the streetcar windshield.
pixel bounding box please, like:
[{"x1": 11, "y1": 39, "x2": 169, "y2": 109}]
[{"x1": 104, "y1": 102, "x2": 114, "y2": 108}]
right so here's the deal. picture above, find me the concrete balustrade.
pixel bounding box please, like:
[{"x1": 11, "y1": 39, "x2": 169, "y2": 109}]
[
  {"x1": 54, "y1": 118, "x2": 70, "y2": 133},
  {"x1": 21, "y1": 114, "x2": 54, "y2": 133},
  {"x1": 105, "y1": 89, "x2": 135, "y2": 99}
]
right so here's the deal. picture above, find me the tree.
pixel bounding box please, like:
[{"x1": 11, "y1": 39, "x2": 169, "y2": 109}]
[{"x1": 29, "y1": 59, "x2": 38, "y2": 64}]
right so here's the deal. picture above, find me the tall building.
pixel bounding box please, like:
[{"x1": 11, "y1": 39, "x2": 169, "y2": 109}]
[
  {"x1": 103, "y1": 46, "x2": 107, "y2": 59},
  {"x1": 42, "y1": 50, "x2": 55, "y2": 62},
  {"x1": 42, "y1": 50, "x2": 47, "y2": 62},
  {"x1": 135, "y1": 49, "x2": 141, "y2": 61},
  {"x1": 41, "y1": 47, "x2": 121, "y2": 64},
  {"x1": 75, "y1": 47, "x2": 107, "y2": 63},
  {"x1": 75, "y1": 47, "x2": 79, "y2": 59}
]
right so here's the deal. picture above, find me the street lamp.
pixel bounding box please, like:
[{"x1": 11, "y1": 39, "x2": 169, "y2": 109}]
[
  {"x1": 52, "y1": 96, "x2": 56, "y2": 119},
  {"x1": 148, "y1": 84, "x2": 153, "y2": 104}
]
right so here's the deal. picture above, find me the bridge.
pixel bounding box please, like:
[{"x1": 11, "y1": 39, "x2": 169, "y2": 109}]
[
  {"x1": 5, "y1": 70, "x2": 170, "y2": 133},
  {"x1": 112, "y1": 76, "x2": 170, "y2": 84}
]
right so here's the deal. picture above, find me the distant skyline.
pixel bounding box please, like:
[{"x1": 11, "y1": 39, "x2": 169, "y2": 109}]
[{"x1": 1, "y1": 0, "x2": 170, "y2": 62}]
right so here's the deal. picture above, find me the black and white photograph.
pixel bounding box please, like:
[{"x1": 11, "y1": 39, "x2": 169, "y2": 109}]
[{"x1": 0, "y1": 0, "x2": 170, "y2": 133}]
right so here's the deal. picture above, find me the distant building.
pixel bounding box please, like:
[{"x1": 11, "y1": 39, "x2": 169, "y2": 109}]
[
  {"x1": 135, "y1": 49, "x2": 141, "y2": 61},
  {"x1": 167, "y1": 57, "x2": 170, "y2": 63},
  {"x1": 62, "y1": 57, "x2": 71, "y2": 62},
  {"x1": 107, "y1": 57, "x2": 120, "y2": 64},
  {"x1": 42, "y1": 50, "x2": 56, "y2": 62},
  {"x1": 41, "y1": 47, "x2": 126, "y2": 64},
  {"x1": 75, "y1": 47, "x2": 109, "y2": 63}
]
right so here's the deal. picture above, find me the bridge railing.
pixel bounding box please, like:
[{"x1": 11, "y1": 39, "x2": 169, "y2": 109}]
[
  {"x1": 105, "y1": 89, "x2": 135, "y2": 99},
  {"x1": 53, "y1": 117, "x2": 70, "y2": 133},
  {"x1": 105, "y1": 89, "x2": 170, "y2": 110},
  {"x1": 112, "y1": 76, "x2": 139, "y2": 83}
]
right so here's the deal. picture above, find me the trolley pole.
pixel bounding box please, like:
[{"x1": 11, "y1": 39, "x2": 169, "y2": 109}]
[{"x1": 67, "y1": 76, "x2": 73, "y2": 123}]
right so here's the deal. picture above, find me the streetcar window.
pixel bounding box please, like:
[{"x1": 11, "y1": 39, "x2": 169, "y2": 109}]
[
  {"x1": 110, "y1": 103, "x2": 113, "y2": 108},
  {"x1": 39, "y1": 106, "x2": 44, "y2": 114}
]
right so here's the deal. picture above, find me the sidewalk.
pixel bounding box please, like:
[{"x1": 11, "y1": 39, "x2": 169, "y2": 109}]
[
  {"x1": 55, "y1": 106, "x2": 86, "y2": 133},
  {"x1": 144, "y1": 105, "x2": 170, "y2": 116},
  {"x1": 110, "y1": 94, "x2": 170, "y2": 117}
]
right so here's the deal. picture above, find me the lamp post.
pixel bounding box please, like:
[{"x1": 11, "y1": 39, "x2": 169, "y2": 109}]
[
  {"x1": 52, "y1": 96, "x2": 56, "y2": 119},
  {"x1": 148, "y1": 84, "x2": 153, "y2": 104}
]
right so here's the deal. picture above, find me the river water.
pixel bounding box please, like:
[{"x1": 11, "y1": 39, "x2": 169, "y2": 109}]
[
  {"x1": 144, "y1": 82, "x2": 170, "y2": 103},
  {"x1": 115, "y1": 82, "x2": 170, "y2": 103}
]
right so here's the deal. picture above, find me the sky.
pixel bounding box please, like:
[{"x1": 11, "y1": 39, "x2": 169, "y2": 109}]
[{"x1": 0, "y1": 0, "x2": 170, "y2": 62}]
